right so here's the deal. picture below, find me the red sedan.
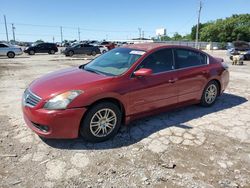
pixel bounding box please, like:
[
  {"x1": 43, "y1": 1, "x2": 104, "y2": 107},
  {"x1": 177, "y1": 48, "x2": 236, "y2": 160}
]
[{"x1": 22, "y1": 43, "x2": 229, "y2": 142}]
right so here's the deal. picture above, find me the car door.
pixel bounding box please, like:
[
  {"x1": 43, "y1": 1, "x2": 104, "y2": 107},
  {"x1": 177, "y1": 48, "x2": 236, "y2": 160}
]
[
  {"x1": 35, "y1": 43, "x2": 44, "y2": 53},
  {"x1": 73, "y1": 44, "x2": 83, "y2": 54},
  {"x1": 173, "y1": 48, "x2": 209, "y2": 102},
  {"x1": 0, "y1": 44, "x2": 9, "y2": 55},
  {"x1": 127, "y1": 48, "x2": 178, "y2": 115},
  {"x1": 41, "y1": 43, "x2": 49, "y2": 53},
  {"x1": 83, "y1": 44, "x2": 92, "y2": 54}
]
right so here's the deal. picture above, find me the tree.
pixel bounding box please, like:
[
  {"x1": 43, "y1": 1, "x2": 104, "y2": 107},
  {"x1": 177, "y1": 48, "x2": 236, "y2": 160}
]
[
  {"x1": 190, "y1": 14, "x2": 250, "y2": 42},
  {"x1": 35, "y1": 39, "x2": 44, "y2": 43},
  {"x1": 160, "y1": 35, "x2": 171, "y2": 41},
  {"x1": 172, "y1": 32, "x2": 183, "y2": 41}
]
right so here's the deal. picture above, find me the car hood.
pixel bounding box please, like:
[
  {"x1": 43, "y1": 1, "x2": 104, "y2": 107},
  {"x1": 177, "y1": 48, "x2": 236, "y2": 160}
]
[{"x1": 29, "y1": 67, "x2": 110, "y2": 99}]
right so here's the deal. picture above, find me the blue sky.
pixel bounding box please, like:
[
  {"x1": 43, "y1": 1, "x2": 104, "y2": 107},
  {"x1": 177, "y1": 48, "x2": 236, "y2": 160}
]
[{"x1": 0, "y1": 0, "x2": 249, "y2": 42}]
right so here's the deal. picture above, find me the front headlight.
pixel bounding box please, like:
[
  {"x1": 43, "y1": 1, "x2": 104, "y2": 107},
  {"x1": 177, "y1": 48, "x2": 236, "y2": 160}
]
[{"x1": 44, "y1": 90, "x2": 83, "y2": 110}]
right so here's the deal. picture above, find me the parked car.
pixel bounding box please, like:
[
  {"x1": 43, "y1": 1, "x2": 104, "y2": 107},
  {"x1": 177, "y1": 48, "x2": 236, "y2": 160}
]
[
  {"x1": 24, "y1": 43, "x2": 58, "y2": 55},
  {"x1": 0, "y1": 43, "x2": 23, "y2": 58},
  {"x1": 100, "y1": 41, "x2": 116, "y2": 50},
  {"x1": 22, "y1": 43, "x2": 229, "y2": 142},
  {"x1": 98, "y1": 45, "x2": 109, "y2": 54},
  {"x1": 227, "y1": 41, "x2": 250, "y2": 60},
  {"x1": 63, "y1": 43, "x2": 101, "y2": 56}
]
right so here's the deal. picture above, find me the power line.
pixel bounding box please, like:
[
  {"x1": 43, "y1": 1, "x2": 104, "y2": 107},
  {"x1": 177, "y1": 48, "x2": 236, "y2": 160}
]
[
  {"x1": 78, "y1": 27, "x2": 80, "y2": 41},
  {"x1": 12, "y1": 23, "x2": 15, "y2": 42},
  {"x1": 0, "y1": 22, "x2": 137, "y2": 33},
  {"x1": 195, "y1": 0, "x2": 202, "y2": 48},
  {"x1": 4, "y1": 15, "x2": 9, "y2": 42},
  {"x1": 60, "y1": 26, "x2": 63, "y2": 43}
]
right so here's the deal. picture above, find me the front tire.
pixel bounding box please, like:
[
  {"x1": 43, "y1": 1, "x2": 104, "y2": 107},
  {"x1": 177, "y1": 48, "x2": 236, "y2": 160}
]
[
  {"x1": 68, "y1": 51, "x2": 74, "y2": 57},
  {"x1": 244, "y1": 54, "x2": 250, "y2": 60},
  {"x1": 200, "y1": 81, "x2": 219, "y2": 107},
  {"x1": 7, "y1": 52, "x2": 15, "y2": 58},
  {"x1": 80, "y1": 102, "x2": 122, "y2": 142}
]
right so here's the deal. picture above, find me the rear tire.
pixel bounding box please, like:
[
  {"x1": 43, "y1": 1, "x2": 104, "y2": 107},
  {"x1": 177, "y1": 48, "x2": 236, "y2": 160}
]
[
  {"x1": 80, "y1": 102, "x2": 122, "y2": 142},
  {"x1": 49, "y1": 50, "x2": 55, "y2": 54},
  {"x1": 91, "y1": 51, "x2": 97, "y2": 56},
  {"x1": 7, "y1": 52, "x2": 15, "y2": 58},
  {"x1": 29, "y1": 50, "x2": 35, "y2": 55},
  {"x1": 200, "y1": 80, "x2": 219, "y2": 107}
]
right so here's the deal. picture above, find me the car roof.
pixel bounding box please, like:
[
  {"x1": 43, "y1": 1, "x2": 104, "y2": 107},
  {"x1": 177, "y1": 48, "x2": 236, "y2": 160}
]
[
  {"x1": 0, "y1": 42, "x2": 9, "y2": 46},
  {"x1": 124, "y1": 43, "x2": 171, "y2": 52},
  {"x1": 123, "y1": 43, "x2": 198, "y2": 52}
]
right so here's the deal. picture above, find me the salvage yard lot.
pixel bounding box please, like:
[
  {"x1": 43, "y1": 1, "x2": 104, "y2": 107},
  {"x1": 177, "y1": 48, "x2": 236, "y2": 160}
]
[{"x1": 0, "y1": 51, "x2": 250, "y2": 188}]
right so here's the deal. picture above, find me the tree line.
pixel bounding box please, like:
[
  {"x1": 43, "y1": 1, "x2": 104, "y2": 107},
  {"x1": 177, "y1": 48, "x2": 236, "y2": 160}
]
[{"x1": 158, "y1": 14, "x2": 250, "y2": 42}]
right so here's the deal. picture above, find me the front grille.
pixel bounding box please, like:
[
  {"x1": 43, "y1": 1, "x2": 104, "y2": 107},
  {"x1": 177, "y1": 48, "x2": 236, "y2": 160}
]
[{"x1": 23, "y1": 89, "x2": 42, "y2": 107}]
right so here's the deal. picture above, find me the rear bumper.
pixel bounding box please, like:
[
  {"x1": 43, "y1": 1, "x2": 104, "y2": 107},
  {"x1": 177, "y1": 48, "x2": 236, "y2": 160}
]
[
  {"x1": 15, "y1": 51, "x2": 23, "y2": 55},
  {"x1": 22, "y1": 105, "x2": 87, "y2": 139}
]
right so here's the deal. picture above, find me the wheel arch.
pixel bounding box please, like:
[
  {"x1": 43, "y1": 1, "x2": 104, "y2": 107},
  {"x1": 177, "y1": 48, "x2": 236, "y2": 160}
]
[
  {"x1": 208, "y1": 79, "x2": 221, "y2": 96},
  {"x1": 7, "y1": 51, "x2": 15, "y2": 54}
]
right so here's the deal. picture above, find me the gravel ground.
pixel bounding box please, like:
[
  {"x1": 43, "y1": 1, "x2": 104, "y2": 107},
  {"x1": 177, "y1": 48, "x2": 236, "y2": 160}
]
[{"x1": 0, "y1": 51, "x2": 250, "y2": 188}]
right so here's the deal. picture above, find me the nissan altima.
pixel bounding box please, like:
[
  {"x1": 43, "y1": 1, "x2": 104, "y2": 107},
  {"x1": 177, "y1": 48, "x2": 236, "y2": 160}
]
[{"x1": 22, "y1": 43, "x2": 229, "y2": 142}]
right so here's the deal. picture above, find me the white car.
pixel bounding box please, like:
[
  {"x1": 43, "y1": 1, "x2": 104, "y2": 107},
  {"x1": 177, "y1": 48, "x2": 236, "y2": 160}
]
[
  {"x1": 0, "y1": 43, "x2": 23, "y2": 58},
  {"x1": 98, "y1": 45, "x2": 108, "y2": 54}
]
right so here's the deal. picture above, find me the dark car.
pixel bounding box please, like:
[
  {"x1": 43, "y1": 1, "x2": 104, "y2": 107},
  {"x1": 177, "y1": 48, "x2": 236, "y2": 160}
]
[
  {"x1": 227, "y1": 41, "x2": 250, "y2": 61},
  {"x1": 24, "y1": 43, "x2": 58, "y2": 55},
  {"x1": 22, "y1": 43, "x2": 229, "y2": 142},
  {"x1": 63, "y1": 43, "x2": 101, "y2": 56}
]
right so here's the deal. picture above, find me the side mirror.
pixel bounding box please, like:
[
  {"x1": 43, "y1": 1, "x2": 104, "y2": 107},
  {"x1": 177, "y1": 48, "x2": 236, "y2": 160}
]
[{"x1": 134, "y1": 68, "x2": 153, "y2": 77}]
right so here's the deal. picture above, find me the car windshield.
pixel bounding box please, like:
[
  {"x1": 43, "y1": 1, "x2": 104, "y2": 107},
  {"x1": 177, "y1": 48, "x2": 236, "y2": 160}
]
[{"x1": 83, "y1": 48, "x2": 145, "y2": 76}]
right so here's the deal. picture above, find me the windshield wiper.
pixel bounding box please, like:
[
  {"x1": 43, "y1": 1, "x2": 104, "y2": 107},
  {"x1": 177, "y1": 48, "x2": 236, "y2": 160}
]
[{"x1": 83, "y1": 67, "x2": 104, "y2": 75}]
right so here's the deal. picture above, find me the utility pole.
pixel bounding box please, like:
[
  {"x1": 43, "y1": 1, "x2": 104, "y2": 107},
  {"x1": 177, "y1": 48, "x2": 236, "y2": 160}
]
[
  {"x1": 53, "y1": 36, "x2": 55, "y2": 43},
  {"x1": 11, "y1": 23, "x2": 16, "y2": 42},
  {"x1": 4, "y1": 15, "x2": 9, "y2": 42},
  {"x1": 78, "y1": 27, "x2": 81, "y2": 41},
  {"x1": 60, "y1": 26, "x2": 63, "y2": 43},
  {"x1": 138, "y1": 28, "x2": 142, "y2": 40},
  {"x1": 195, "y1": 0, "x2": 202, "y2": 49},
  {"x1": 142, "y1": 31, "x2": 144, "y2": 39}
]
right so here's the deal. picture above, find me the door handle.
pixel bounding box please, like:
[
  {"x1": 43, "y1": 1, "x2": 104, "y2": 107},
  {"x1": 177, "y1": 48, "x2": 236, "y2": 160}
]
[
  {"x1": 202, "y1": 70, "x2": 209, "y2": 74},
  {"x1": 168, "y1": 78, "x2": 178, "y2": 83}
]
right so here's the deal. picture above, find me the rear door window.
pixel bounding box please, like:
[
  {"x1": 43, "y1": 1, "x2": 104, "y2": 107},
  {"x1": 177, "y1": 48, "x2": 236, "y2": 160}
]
[
  {"x1": 137, "y1": 48, "x2": 174, "y2": 74},
  {"x1": 174, "y1": 49, "x2": 207, "y2": 69}
]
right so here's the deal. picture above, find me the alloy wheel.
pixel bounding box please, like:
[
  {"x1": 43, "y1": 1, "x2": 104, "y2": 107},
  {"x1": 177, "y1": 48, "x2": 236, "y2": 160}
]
[
  {"x1": 90, "y1": 108, "x2": 117, "y2": 138},
  {"x1": 205, "y1": 84, "x2": 217, "y2": 104}
]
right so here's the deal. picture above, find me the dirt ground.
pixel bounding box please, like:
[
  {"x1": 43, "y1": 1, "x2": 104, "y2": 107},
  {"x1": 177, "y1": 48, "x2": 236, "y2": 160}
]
[{"x1": 0, "y1": 51, "x2": 250, "y2": 188}]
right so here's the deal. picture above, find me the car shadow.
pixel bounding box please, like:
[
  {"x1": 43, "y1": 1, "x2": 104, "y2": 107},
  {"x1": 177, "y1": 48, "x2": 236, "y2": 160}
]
[
  {"x1": 0, "y1": 56, "x2": 30, "y2": 59},
  {"x1": 43, "y1": 93, "x2": 247, "y2": 150}
]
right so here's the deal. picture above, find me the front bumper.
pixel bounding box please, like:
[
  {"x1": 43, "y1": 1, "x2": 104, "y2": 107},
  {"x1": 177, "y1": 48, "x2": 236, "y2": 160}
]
[{"x1": 22, "y1": 105, "x2": 87, "y2": 139}]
